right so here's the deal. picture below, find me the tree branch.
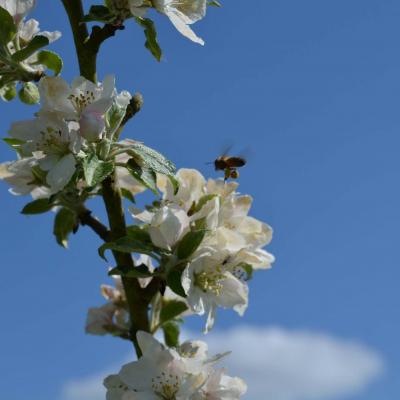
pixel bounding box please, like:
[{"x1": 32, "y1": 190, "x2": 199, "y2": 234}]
[
  {"x1": 78, "y1": 208, "x2": 110, "y2": 242},
  {"x1": 61, "y1": 0, "x2": 152, "y2": 357}
]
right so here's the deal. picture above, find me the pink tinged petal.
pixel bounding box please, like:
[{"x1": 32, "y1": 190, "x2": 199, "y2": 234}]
[
  {"x1": 46, "y1": 153, "x2": 76, "y2": 192},
  {"x1": 79, "y1": 110, "x2": 105, "y2": 142}
]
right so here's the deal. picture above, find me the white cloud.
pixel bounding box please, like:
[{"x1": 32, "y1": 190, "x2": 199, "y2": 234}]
[{"x1": 60, "y1": 326, "x2": 384, "y2": 400}]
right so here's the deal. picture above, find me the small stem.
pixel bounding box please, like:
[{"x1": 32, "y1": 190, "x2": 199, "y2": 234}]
[{"x1": 78, "y1": 207, "x2": 110, "y2": 242}]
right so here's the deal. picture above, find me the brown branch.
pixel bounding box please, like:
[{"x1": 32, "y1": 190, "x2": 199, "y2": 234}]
[{"x1": 78, "y1": 208, "x2": 110, "y2": 242}]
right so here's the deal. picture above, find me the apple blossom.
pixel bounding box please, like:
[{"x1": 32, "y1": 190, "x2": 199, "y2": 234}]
[
  {"x1": 131, "y1": 204, "x2": 191, "y2": 250},
  {"x1": 192, "y1": 368, "x2": 247, "y2": 400},
  {"x1": 0, "y1": 0, "x2": 35, "y2": 24},
  {"x1": 0, "y1": 157, "x2": 49, "y2": 198},
  {"x1": 181, "y1": 247, "x2": 249, "y2": 332},
  {"x1": 7, "y1": 114, "x2": 80, "y2": 192},
  {"x1": 38, "y1": 75, "x2": 131, "y2": 141},
  {"x1": 104, "y1": 332, "x2": 246, "y2": 400}
]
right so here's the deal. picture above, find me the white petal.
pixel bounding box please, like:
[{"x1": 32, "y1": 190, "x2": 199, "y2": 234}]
[
  {"x1": 46, "y1": 153, "x2": 75, "y2": 192},
  {"x1": 165, "y1": 9, "x2": 204, "y2": 45}
]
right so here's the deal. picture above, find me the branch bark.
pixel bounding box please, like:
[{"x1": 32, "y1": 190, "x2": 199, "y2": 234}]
[{"x1": 61, "y1": 0, "x2": 151, "y2": 357}]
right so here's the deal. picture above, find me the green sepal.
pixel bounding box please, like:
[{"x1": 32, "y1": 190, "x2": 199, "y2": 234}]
[
  {"x1": 12, "y1": 35, "x2": 50, "y2": 62},
  {"x1": 176, "y1": 230, "x2": 206, "y2": 260},
  {"x1": 0, "y1": 6, "x2": 17, "y2": 44},
  {"x1": 160, "y1": 300, "x2": 188, "y2": 324},
  {"x1": 53, "y1": 208, "x2": 78, "y2": 248},
  {"x1": 82, "y1": 5, "x2": 114, "y2": 23},
  {"x1": 108, "y1": 263, "x2": 153, "y2": 278},
  {"x1": 98, "y1": 235, "x2": 155, "y2": 261},
  {"x1": 166, "y1": 265, "x2": 187, "y2": 298},
  {"x1": 83, "y1": 153, "x2": 114, "y2": 187},
  {"x1": 35, "y1": 50, "x2": 63, "y2": 75},
  {"x1": 163, "y1": 321, "x2": 180, "y2": 348},
  {"x1": 21, "y1": 198, "x2": 53, "y2": 215},
  {"x1": 135, "y1": 17, "x2": 162, "y2": 62}
]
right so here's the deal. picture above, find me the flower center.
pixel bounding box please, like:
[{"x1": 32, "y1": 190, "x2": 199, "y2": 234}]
[
  {"x1": 194, "y1": 267, "x2": 225, "y2": 296},
  {"x1": 68, "y1": 90, "x2": 95, "y2": 114},
  {"x1": 151, "y1": 372, "x2": 180, "y2": 399},
  {"x1": 37, "y1": 127, "x2": 68, "y2": 155}
]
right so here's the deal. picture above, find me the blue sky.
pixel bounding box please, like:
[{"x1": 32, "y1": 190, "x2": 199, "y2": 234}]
[{"x1": 0, "y1": 0, "x2": 399, "y2": 399}]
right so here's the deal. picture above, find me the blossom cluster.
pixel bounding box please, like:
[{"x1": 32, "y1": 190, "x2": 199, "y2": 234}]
[
  {"x1": 0, "y1": 75, "x2": 132, "y2": 195},
  {"x1": 88, "y1": 169, "x2": 274, "y2": 334},
  {"x1": 0, "y1": 0, "x2": 62, "y2": 102},
  {"x1": 133, "y1": 169, "x2": 275, "y2": 331},
  {"x1": 104, "y1": 331, "x2": 246, "y2": 399}
]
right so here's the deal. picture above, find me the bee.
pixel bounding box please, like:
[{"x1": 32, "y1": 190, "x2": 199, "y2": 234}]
[{"x1": 214, "y1": 155, "x2": 247, "y2": 180}]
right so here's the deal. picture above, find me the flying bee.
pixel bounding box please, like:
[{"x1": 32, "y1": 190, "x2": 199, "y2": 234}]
[{"x1": 214, "y1": 155, "x2": 247, "y2": 180}]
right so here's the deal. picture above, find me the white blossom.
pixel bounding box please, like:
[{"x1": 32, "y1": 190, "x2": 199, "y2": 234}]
[
  {"x1": 152, "y1": 0, "x2": 207, "y2": 45},
  {"x1": 181, "y1": 247, "x2": 249, "y2": 332},
  {"x1": 192, "y1": 368, "x2": 247, "y2": 400},
  {"x1": 0, "y1": 0, "x2": 61, "y2": 74},
  {"x1": 104, "y1": 332, "x2": 245, "y2": 400},
  {"x1": 0, "y1": 0, "x2": 35, "y2": 24},
  {"x1": 0, "y1": 157, "x2": 49, "y2": 198},
  {"x1": 131, "y1": 204, "x2": 191, "y2": 250},
  {"x1": 8, "y1": 114, "x2": 80, "y2": 192},
  {"x1": 38, "y1": 75, "x2": 131, "y2": 141}
]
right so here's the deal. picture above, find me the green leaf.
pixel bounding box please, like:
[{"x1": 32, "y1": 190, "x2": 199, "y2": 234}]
[
  {"x1": 127, "y1": 142, "x2": 176, "y2": 176},
  {"x1": 166, "y1": 267, "x2": 187, "y2": 298},
  {"x1": 82, "y1": 5, "x2": 114, "y2": 23},
  {"x1": 238, "y1": 262, "x2": 253, "y2": 281},
  {"x1": 108, "y1": 264, "x2": 153, "y2": 278},
  {"x1": 18, "y1": 82, "x2": 40, "y2": 105},
  {"x1": 83, "y1": 153, "x2": 114, "y2": 187},
  {"x1": 169, "y1": 175, "x2": 179, "y2": 195},
  {"x1": 98, "y1": 236, "x2": 154, "y2": 261},
  {"x1": 177, "y1": 230, "x2": 206, "y2": 260},
  {"x1": 126, "y1": 225, "x2": 152, "y2": 244},
  {"x1": 35, "y1": 50, "x2": 63, "y2": 75},
  {"x1": 163, "y1": 321, "x2": 180, "y2": 348},
  {"x1": 121, "y1": 188, "x2": 135, "y2": 203},
  {"x1": 135, "y1": 17, "x2": 162, "y2": 61},
  {"x1": 0, "y1": 6, "x2": 16, "y2": 44},
  {"x1": 12, "y1": 35, "x2": 49, "y2": 62},
  {"x1": 160, "y1": 300, "x2": 188, "y2": 324},
  {"x1": 21, "y1": 198, "x2": 53, "y2": 215},
  {"x1": 126, "y1": 159, "x2": 158, "y2": 194},
  {"x1": 208, "y1": 1, "x2": 222, "y2": 6},
  {"x1": 3, "y1": 137, "x2": 24, "y2": 152},
  {"x1": 53, "y1": 208, "x2": 78, "y2": 248}
]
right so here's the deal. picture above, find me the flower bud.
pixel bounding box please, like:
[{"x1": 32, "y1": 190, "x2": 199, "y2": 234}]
[
  {"x1": 79, "y1": 110, "x2": 106, "y2": 142},
  {"x1": 18, "y1": 82, "x2": 40, "y2": 105}
]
